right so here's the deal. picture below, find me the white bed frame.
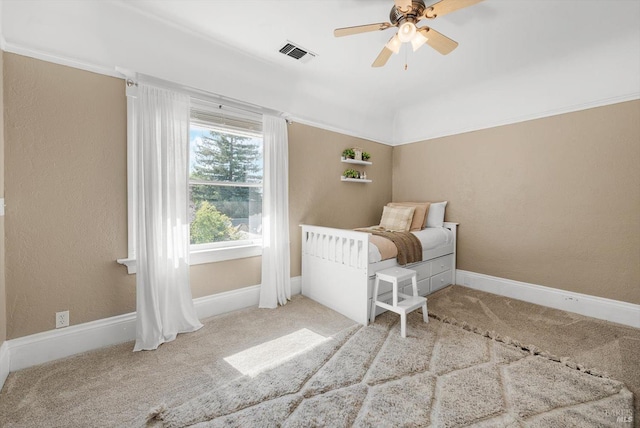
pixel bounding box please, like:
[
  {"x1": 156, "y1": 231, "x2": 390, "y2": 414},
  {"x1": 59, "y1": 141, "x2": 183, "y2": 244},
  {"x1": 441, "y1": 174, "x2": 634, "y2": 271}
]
[{"x1": 301, "y1": 222, "x2": 458, "y2": 325}]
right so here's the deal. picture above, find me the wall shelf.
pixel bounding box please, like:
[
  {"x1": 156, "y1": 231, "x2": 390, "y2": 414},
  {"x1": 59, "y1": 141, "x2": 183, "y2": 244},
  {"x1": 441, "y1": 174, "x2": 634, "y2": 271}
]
[
  {"x1": 340, "y1": 177, "x2": 372, "y2": 183},
  {"x1": 341, "y1": 158, "x2": 372, "y2": 166},
  {"x1": 341, "y1": 152, "x2": 372, "y2": 182}
]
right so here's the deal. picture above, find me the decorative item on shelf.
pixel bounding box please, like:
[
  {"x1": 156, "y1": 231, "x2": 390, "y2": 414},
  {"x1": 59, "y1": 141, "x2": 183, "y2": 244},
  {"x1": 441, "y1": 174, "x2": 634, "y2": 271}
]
[
  {"x1": 341, "y1": 148, "x2": 355, "y2": 160},
  {"x1": 343, "y1": 169, "x2": 360, "y2": 179},
  {"x1": 341, "y1": 148, "x2": 371, "y2": 182}
]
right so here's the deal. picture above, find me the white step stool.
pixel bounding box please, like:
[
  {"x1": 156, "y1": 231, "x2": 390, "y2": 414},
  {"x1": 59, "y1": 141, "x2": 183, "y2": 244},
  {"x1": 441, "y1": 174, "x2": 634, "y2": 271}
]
[{"x1": 370, "y1": 266, "x2": 428, "y2": 338}]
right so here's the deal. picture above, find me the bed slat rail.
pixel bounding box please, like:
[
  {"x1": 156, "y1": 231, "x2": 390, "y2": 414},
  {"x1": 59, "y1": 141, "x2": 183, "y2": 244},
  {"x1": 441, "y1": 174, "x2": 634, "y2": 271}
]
[{"x1": 302, "y1": 225, "x2": 369, "y2": 270}]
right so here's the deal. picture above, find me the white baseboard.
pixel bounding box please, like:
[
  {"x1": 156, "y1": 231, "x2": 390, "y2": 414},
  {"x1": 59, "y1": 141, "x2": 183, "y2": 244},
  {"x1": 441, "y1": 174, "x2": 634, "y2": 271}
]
[
  {"x1": 291, "y1": 275, "x2": 302, "y2": 295},
  {"x1": 0, "y1": 341, "x2": 9, "y2": 389},
  {"x1": 3, "y1": 276, "x2": 302, "y2": 377},
  {"x1": 8, "y1": 311, "x2": 137, "y2": 373},
  {"x1": 456, "y1": 270, "x2": 640, "y2": 329},
  {"x1": 195, "y1": 276, "x2": 301, "y2": 320}
]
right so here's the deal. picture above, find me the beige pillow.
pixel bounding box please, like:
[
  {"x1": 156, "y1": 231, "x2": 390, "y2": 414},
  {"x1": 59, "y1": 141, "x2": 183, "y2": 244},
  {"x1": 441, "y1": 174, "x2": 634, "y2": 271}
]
[
  {"x1": 388, "y1": 202, "x2": 431, "y2": 231},
  {"x1": 379, "y1": 205, "x2": 415, "y2": 232}
]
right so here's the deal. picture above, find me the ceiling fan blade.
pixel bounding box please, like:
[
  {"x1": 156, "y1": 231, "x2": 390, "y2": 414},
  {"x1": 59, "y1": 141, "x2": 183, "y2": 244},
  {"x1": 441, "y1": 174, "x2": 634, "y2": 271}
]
[
  {"x1": 334, "y1": 22, "x2": 393, "y2": 37},
  {"x1": 424, "y1": 0, "x2": 484, "y2": 19},
  {"x1": 373, "y1": 35, "x2": 402, "y2": 68},
  {"x1": 372, "y1": 46, "x2": 393, "y2": 68},
  {"x1": 394, "y1": 0, "x2": 413, "y2": 13},
  {"x1": 421, "y1": 27, "x2": 458, "y2": 55},
  {"x1": 372, "y1": 35, "x2": 401, "y2": 67}
]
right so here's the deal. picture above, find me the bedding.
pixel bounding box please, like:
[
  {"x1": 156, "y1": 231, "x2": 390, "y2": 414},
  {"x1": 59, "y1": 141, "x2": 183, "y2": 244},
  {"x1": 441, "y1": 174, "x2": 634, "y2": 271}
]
[
  {"x1": 426, "y1": 201, "x2": 447, "y2": 228},
  {"x1": 378, "y1": 205, "x2": 415, "y2": 232},
  {"x1": 367, "y1": 226, "x2": 454, "y2": 264},
  {"x1": 387, "y1": 202, "x2": 431, "y2": 231},
  {"x1": 355, "y1": 227, "x2": 422, "y2": 265}
]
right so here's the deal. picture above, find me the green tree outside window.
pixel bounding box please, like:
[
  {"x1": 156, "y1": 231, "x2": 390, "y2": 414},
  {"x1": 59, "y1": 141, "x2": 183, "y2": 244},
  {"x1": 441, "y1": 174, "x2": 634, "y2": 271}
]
[{"x1": 189, "y1": 128, "x2": 262, "y2": 245}]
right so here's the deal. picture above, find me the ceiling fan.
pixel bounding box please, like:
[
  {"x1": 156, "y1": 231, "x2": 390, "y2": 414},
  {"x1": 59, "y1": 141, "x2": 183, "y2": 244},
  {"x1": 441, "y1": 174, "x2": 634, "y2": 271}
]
[{"x1": 334, "y1": 0, "x2": 484, "y2": 67}]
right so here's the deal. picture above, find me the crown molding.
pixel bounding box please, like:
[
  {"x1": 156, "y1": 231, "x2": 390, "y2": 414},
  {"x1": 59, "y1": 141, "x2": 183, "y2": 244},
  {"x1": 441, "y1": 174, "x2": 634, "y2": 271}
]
[
  {"x1": 289, "y1": 114, "x2": 392, "y2": 147},
  {"x1": 393, "y1": 92, "x2": 640, "y2": 146},
  {"x1": 2, "y1": 41, "x2": 122, "y2": 79}
]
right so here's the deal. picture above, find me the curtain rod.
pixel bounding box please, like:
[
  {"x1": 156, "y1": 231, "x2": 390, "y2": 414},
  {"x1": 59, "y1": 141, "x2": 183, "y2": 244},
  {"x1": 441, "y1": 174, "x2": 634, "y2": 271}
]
[{"x1": 121, "y1": 70, "x2": 291, "y2": 123}]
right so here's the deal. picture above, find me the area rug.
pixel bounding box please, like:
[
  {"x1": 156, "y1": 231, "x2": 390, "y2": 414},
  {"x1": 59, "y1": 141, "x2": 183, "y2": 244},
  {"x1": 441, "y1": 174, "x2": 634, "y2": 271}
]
[{"x1": 148, "y1": 311, "x2": 634, "y2": 427}]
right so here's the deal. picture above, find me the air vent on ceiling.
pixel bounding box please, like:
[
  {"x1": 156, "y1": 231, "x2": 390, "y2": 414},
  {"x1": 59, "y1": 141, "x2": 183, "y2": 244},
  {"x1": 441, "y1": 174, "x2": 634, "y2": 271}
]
[{"x1": 278, "y1": 41, "x2": 317, "y2": 64}]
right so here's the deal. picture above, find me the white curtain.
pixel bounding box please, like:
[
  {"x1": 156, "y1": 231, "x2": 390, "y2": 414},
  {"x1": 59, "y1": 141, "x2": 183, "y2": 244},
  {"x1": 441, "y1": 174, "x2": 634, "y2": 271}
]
[
  {"x1": 134, "y1": 84, "x2": 202, "y2": 351},
  {"x1": 259, "y1": 115, "x2": 291, "y2": 308}
]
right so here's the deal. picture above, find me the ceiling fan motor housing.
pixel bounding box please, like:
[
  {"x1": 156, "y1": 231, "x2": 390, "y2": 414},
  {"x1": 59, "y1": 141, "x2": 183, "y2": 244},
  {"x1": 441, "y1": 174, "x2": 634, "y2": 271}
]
[
  {"x1": 390, "y1": 0, "x2": 426, "y2": 26},
  {"x1": 335, "y1": 0, "x2": 481, "y2": 67}
]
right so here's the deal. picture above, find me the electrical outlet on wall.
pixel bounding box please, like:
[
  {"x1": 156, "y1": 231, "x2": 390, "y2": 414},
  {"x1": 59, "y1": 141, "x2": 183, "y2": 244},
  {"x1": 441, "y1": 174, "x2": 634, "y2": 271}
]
[{"x1": 56, "y1": 310, "x2": 69, "y2": 329}]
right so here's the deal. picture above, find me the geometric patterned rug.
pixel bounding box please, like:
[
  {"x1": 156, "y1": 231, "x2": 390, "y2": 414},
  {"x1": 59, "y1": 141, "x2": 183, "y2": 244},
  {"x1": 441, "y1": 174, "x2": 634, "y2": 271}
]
[{"x1": 149, "y1": 311, "x2": 634, "y2": 427}]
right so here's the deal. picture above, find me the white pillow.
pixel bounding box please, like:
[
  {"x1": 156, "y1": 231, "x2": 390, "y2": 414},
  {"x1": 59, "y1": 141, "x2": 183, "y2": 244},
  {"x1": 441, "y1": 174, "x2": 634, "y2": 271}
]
[{"x1": 426, "y1": 201, "x2": 447, "y2": 228}]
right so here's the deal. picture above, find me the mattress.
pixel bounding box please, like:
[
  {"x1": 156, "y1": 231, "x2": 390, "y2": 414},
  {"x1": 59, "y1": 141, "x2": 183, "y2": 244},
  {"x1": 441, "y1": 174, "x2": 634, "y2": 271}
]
[{"x1": 367, "y1": 227, "x2": 454, "y2": 264}]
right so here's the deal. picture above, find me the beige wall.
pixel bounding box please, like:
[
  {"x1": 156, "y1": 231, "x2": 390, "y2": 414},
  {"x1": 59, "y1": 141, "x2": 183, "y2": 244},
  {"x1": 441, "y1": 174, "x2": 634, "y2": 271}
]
[
  {"x1": 288, "y1": 123, "x2": 393, "y2": 276},
  {"x1": 4, "y1": 53, "x2": 135, "y2": 339},
  {"x1": 0, "y1": 49, "x2": 6, "y2": 343},
  {"x1": 3, "y1": 53, "x2": 392, "y2": 339},
  {"x1": 393, "y1": 100, "x2": 640, "y2": 305}
]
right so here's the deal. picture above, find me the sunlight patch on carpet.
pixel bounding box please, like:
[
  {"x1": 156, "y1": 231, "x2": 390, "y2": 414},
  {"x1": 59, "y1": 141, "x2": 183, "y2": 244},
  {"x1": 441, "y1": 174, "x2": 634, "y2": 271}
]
[{"x1": 224, "y1": 328, "x2": 329, "y2": 377}]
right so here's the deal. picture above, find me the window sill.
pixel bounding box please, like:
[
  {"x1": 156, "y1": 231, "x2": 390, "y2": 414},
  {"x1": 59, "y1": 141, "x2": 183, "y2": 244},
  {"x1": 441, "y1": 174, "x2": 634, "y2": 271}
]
[{"x1": 117, "y1": 244, "x2": 263, "y2": 274}]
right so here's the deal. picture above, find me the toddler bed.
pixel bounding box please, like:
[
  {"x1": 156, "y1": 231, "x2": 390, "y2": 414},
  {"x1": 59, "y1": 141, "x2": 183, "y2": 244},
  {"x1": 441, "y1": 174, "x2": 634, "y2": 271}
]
[{"x1": 301, "y1": 201, "x2": 457, "y2": 325}]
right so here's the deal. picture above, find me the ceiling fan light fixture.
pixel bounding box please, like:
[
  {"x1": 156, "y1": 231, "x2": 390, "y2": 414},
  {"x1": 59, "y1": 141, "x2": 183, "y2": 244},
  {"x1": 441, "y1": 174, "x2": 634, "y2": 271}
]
[
  {"x1": 410, "y1": 30, "x2": 429, "y2": 51},
  {"x1": 386, "y1": 35, "x2": 402, "y2": 54},
  {"x1": 397, "y1": 21, "x2": 417, "y2": 43},
  {"x1": 334, "y1": 0, "x2": 484, "y2": 67}
]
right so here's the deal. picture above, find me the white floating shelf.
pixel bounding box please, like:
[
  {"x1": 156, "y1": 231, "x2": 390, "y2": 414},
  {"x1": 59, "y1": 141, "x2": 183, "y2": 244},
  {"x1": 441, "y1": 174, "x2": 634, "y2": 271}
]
[
  {"x1": 341, "y1": 158, "x2": 372, "y2": 165},
  {"x1": 341, "y1": 177, "x2": 372, "y2": 183}
]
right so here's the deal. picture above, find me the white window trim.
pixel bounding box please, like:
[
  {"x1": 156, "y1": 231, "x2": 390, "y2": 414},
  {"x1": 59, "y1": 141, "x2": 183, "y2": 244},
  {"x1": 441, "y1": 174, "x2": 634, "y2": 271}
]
[
  {"x1": 117, "y1": 244, "x2": 262, "y2": 274},
  {"x1": 116, "y1": 78, "x2": 264, "y2": 275}
]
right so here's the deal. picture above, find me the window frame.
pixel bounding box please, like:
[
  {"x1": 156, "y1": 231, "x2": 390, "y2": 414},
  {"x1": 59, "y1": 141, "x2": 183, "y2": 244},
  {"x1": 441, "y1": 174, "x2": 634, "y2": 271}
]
[{"x1": 117, "y1": 84, "x2": 263, "y2": 275}]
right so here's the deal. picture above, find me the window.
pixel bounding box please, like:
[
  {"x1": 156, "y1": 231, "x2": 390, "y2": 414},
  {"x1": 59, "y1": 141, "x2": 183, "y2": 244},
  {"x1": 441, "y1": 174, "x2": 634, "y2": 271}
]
[
  {"x1": 189, "y1": 102, "x2": 263, "y2": 252},
  {"x1": 117, "y1": 86, "x2": 264, "y2": 274}
]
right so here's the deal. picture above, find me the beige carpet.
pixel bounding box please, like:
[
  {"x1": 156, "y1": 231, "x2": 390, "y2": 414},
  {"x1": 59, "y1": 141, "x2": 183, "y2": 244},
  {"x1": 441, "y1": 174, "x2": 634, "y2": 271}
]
[
  {"x1": 428, "y1": 285, "x2": 640, "y2": 425},
  {"x1": 0, "y1": 295, "x2": 355, "y2": 428},
  {"x1": 0, "y1": 287, "x2": 638, "y2": 427},
  {"x1": 150, "y1": 311, "x2": 632, "y2": 427}
]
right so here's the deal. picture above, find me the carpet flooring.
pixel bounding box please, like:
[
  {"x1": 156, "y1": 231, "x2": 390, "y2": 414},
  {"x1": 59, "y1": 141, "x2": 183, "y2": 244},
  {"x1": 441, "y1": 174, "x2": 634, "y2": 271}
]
[
  {"x1": 428, "y1": 285, "x2": 640, "y2": 425},
  {"x1": 0, "y1": 285, "x2": 638, "y2": 427},
  {"x1": 150, "y1": 312, "x2": 632, "y2": 427}
]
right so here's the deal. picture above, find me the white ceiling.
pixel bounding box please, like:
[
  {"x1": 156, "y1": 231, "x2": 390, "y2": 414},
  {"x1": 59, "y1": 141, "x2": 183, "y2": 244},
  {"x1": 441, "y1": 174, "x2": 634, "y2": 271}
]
[{"x1": 1, "y1": 0, "x2": 639, "y2": 145}]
